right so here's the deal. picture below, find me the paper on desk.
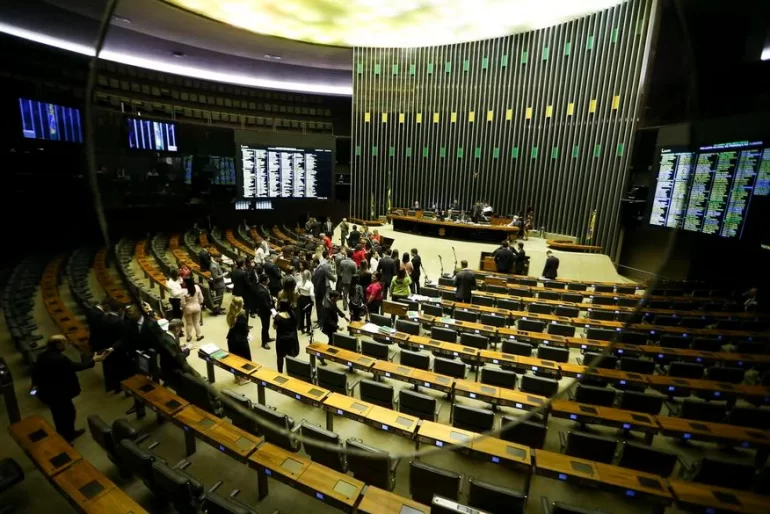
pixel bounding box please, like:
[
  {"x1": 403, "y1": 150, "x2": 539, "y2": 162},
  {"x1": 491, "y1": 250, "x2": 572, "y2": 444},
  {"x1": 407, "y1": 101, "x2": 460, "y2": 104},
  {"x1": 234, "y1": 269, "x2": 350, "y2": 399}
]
[
  {"x1": 199, "y1": 343, "x2": 221, "y2": 355},
  {"x1": 361, "y1": 322, "x2": 380, "y2": 332}
]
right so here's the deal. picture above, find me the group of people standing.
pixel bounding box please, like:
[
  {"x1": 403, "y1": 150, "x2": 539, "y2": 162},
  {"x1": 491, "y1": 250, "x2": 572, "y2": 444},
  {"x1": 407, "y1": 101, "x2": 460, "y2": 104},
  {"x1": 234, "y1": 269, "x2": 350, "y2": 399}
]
[{"x1": 492, "y1": 240, "x2": 528, "y2": 275}]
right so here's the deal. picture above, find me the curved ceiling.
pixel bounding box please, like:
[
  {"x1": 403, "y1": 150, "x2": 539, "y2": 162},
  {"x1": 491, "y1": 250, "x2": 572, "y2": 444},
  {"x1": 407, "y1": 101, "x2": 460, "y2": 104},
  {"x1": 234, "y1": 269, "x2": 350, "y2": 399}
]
[{"x1": 164, "y1": 0, "x2": 626, "y2": 47}]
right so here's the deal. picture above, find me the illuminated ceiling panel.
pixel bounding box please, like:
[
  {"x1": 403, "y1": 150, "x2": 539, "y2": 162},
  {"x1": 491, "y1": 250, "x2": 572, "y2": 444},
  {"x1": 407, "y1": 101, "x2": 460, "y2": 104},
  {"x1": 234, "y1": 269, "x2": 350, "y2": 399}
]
[{"x1": 165, "y1": 0, "x2": 625, "y2": 47}]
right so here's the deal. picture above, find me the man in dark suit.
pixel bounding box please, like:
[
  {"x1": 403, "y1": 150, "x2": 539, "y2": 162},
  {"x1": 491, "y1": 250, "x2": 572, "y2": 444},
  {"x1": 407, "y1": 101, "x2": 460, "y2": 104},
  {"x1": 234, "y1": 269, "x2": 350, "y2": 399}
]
[
  {"x1": 255, "y1": 274, "x2": 274, "y2": 350},
  {"x1": 230, "y1": 259, "x2": 249, "y2": 300},
  {"x1": 494, "y1": 241, "x2": 515, "y2": 273},
  {"x1": 376, "y1": 249, "x2": 397, "y2": 300},
  {"x1": 514, "y1": 242, "x2": 527, "y2": 275},
  {"x1": 32, "y1": 335, "x2": 109, "y2": 442},
  {"x1": 347, "y1": 225, "x2": 361, "y2": 249},
  {"x1": 542, "y1": 250, "x2": 560, "y2": 280},
  {"x1": 323, "y1": 217, "x2": 334, "y2": 235},
  {"x1": 262, "y1": 256, "x2": 283, "y2": 298},
  {"x1": 123, "y1": 303, "x2": 163, "y2": 353},
  {"x1": 410, "y1": 248, "x2": 422, "y2": 294},
  {"x1": 311, "y1": 219, "x2": 322, "y2": 238},
  {"x1": 198, "y1": 247, "x2": 212, "y2": 272},
  {"x1": 85, "y1": 299, "x2": 128, "y2": 392},
  {"x1": 454, "y1": 260, "x2": 476, "y2": 303},
  {"x1": 158, "y1": 319, "x2": 189, "y2": 390},
  {"x1": 312, "y1": 250, "x2": 337, "y2": 328}
]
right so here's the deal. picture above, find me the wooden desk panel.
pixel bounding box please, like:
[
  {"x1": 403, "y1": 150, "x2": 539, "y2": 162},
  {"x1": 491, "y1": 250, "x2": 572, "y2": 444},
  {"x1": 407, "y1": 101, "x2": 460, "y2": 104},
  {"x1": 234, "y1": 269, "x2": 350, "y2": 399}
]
[
  {"x1": 204, "y1": 423, "x2": 263, "y2": 460},
  {"x1": 408, "y1": 369, "x2": 455, "y2": 393},
  {"x1": 297, "y1": 462, "x2": 365, "y2": 510},
  {"x1": 594, "y1": 462, "x2": 672, "y2": 501},
  {"x1": 367, "y1": 406, "x2": 419, "y2": 437},
  {"x1": 83, "y1": 487, "x2": 149, "y2": 514},
  {"x1": 469, "y1": 436, "x2": 531, "y2": 471},
  {"x1": 248, "y1": 442, "x2": 310, "y2": 481},
  {"x1": 280, "y1": 379, "x2": 330, "y2": 406},
  {"x1": 534, "y1": 449, "x2": 599, "y2": 483},
  {"x1": 8, "y1": 415, "x2": 55, "y2": 450},
  {"x1": 550, "y1": 400, "x2": 658, "y2": 434},
  {"x1": 218, "y1": 353, "x2": 262, "y2": 377},
  {"x1": 357, "y1": 486, "x2": 430, "y2": 514},
  {"x1": 497, "y1": 327, "x2": 568, "y2": 347},
  {"x1": 308, "y1": 343, "x2": 376, "y2": 372},
  {"x1": 669, "y1": 480, "x2": 770, "y2": 513},
  {"x1": 497, "y1": 388, "x2": 548, "y2": 411},
  {"x1": 142, "y1": 387, "x2": 188, "y2": 418},
  {"x1": 173, "y1": 405, "x2": 222, "y2": 436},
  {"x1": 53, "y1": 459, "x2": 115, "y2": 509},
  {"x1": 28, "y1": 435, "x2": 82, "y2": 477},
  {"x1": 120, "y1": 375, "x2": 158, "y2": 398},
  {"x1": 417, "y1": 421, "x2": 475, "y2": 449},
  {"x1": 373, "y1": 360, "x2": 415, "y2": 381},
  {"x1": 454, "y1": 379, "x2": 500, "y2": 403},
  {"x1": 657, "y1": 416, "x2": 770, "y2": 449},
  {"x1": 322, "y1": 393, "x2": 375, "y2": 423}
]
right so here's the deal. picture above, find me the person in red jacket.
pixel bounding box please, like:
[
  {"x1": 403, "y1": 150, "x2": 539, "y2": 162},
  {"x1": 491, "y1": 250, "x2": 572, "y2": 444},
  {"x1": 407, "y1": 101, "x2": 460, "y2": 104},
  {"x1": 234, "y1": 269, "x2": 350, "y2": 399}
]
[
  {"x1": 322, "y1": 232, "x2": 333, "y2": 253},
  {"x1": 352, "y1": 244, "x2": 367, "y2": 267}
]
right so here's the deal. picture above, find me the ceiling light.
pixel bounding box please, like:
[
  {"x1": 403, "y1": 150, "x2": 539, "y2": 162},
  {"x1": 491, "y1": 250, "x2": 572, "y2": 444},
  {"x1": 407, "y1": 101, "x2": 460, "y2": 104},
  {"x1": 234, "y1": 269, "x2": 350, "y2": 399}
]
[
  {"x1": 0, "y1": 22, "x2": 352, "y2": 96},
  {"x1": 762, "y1": 47, "x2": 770, "y2": 61},
  {"x1": 164, "y1": 0, "x2": 624, "y2": 47}
]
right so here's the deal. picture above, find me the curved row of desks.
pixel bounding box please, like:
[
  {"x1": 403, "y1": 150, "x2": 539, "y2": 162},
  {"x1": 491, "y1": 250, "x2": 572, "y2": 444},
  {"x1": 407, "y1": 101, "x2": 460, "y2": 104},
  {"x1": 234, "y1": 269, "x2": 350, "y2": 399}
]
[
  {"x1": 9, "y1": 416, "x2": 148, "y2": 513},
  {"x1": 41, "y1": 256, "x2": 90, "y2": 353},
  {"x1": 93, "y1": 248, "x2": 132, "y2": 306},
  {"x1": 135, "y1": 240, "x2": 167, "y2": 298},
  {"x1": 197, "y1": 347, "x2": 770, "y2": 514},
  {"x1": 391, "y1": 214, "x2": 519, "y2": 243}
]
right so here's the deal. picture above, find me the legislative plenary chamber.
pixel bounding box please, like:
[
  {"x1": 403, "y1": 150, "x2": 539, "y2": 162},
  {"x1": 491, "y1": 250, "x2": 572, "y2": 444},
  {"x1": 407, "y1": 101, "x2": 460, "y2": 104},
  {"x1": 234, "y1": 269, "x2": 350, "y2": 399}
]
[{"x1": 1, "y1": 1, "x2": 769, "y2": 513}]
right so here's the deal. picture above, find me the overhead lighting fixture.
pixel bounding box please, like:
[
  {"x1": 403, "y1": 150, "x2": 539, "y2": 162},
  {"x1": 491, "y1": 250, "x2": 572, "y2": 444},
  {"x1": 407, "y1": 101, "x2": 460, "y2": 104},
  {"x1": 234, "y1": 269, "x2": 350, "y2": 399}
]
[
  {"x1": 0, "y1": 21, "x2": 352, "y2": 96},
  {"x1": 762, "y1": 47, "x2": 770, "y2": 61},
  {"x1": 164, "y1": 0, "x2": 625, "y2": 47}
]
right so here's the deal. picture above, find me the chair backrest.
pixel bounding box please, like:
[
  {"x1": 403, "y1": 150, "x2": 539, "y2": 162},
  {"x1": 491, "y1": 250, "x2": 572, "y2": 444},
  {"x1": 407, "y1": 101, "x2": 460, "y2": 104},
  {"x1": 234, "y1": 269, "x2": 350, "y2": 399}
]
[
  {"x1": 617, "y1": 297, "x2": 640, "y2": 308},
  {"x1": 566, "y1": 283, "x2": 588, "y2": 291},
  {"x1": 574, "y1": 384, "x2": 616, "y2": 407},
  {"x1": 400, "y1": 349, "x2": 430, "y2": 370},
  {"x1": 727, "y1": 406, "x2": 770, "y2": 430},
  {"x1": 615, "y1": 286, "x2": 637, "y2": 295},
  {"x1": 518, "y1": 279, "x2": 539, "y2": 287},
  {"x1": 497, "y1": 299, "x2": 520, "y2": 311},
  {"x1": 395, "y1": 319, "x2": 420, "y2": 335},
  {"x1": 431, "y1": 326, "x2": 458, "y2": 343},
  {"x1": 200, "y1": 492, "x2": 258, "y2": 514},
  {"x1": 705, "y1": 366, "x2": 744, "y2": 384},
  {"x1": 502, "y1": 340, "x2": 532, "y2": 357},
  {"x1": 452, "y1": 404, "x2": 495, "y2": 433},
  {"x1": 735, "y1": 341, "x2": 767, "y2": 354},
  {"x1": 316, "y1": 367, "x2": 348, "y2": 394},
  {"x1": 409, "y1": 460, "x2": 461, "y2": 504},
  {"x1": 520, "y1": 375, "x2": 559, "y2": 397},
  {"x1": 300, "y1": 423, "x2": 345, "y2": 472},
  {"x1": 617, "y1": 441, "x2": 677, "y2": 477},
  {"x1": 117, "y1": 439, "x2": 157, "y2": 482},
  {"x1": 487, "y1": 285, "x2": 508, "y2": 295},
  {"x1": 529, "y1": 303, "x2": 554, "y2": 314},
  {"x1": 421, "y1": 303, "x2": 443, "y2": 316},
  {"x1": 467, "y1": 477, "x2": 527, "y2": 514},
  {"x1": 585, "y1": 328, "x2": 618, "y2": 342},
  {"x1": 589, "y1": 310, "x2": 617, "y2": 322},
  {"x1": 593, "y1": 285, "x2": 615, "y2": 293},
  {"x1": 221, "y1": 389, "x2": 258, "y2": 435},
  {"x1": 668, "y1": 362, "x2": 704, "y2": 379},
  {"x1": 659, "y1": 335, "x2": 690, "y2": 349},
  {"x1": 548, "y1": 323, "x2": 576, "y2": 337},
  {"x1": 433, "y1": 357, "x2": 466, "y2": 378},
  {"x1": 481, "y1": 368, "x2": 517, "y2": 389},
  {"x1": 500, "y1": 416, "x2": 547, "y2": 449},
  {"x1": 87, "y1": 415, "x2": 115, "y2": 457},
  {"x1": 680, "y1": 399, "x2": 727, "y2": 423},
  {"x1": 480, "y1": 313, "x2": 507, "y2": 327},
  {"x1": 453, "y1": 309, "x2": 478, "y2": 323},
  {"x1": 653, "y1": 315, "x2": 679, "y2": 326},
  {"x1": 460, "y1": 333, "x2": 489, "y2": 350},
  {"x1": 399, "y1": 389, "x2": 437, "y2": 421},
  {"x1": 517, "y1": 319, "x2": 545, "y2": 333},
  {"x1": 617, "y1": 391, "x2": 663, "y2": 415},
  {"x1": 420, "y1": 286, "x2": 440, "y2": 298},
  {"x1": 619, "y1": 331, "x2": 648, "y2": 344},
  {"x1": 693, "y1": 457, "x2": 756, "y2": 491},
  {"x1": 285, "y1": 356, "x2": 313, "y2": 382},
  {"x1": 538, "y1": 291, "x2": 561, "y2": 301},
  {"x1": 509, "y1": 287, "x2": 533, "y2": 298},
  {"x1": 345, "y1": 438, "x2": 394, "y2": 490},
  {"x1": 555, "y1": 305, "x2": 580, "y2": 318},
  {"x1": 561, "y1": 293, "x2": 585, "y2": 303},
  {"x1": 619, "y1": 357, "x2": 656, "y2": 374},
  {"x1": 679, "y1": 317, "x2": 708, "y2": 329},
  {"x1": 441, "y1": 290, "x2": 456, "y2": 301},
  {"x1": 359, "y1": 379, "x2": 394, "y2": 408},
  {"x1": 112, "y1": 419, "x2": 140, "y2": 443},
  {"x1": 178, "y1": 373, "x2": 222, "y2": 416},
  {"x1": 251, "y1": 403, "x2": 297, "y2": 452},
  {"x1": 583, "y1": 352, "x2": 617, "y2": 369},
  {"x1": 551, "y1": 502, "x2": 607, "y2": 514},
  {"x1": 438, "y1": 276, "x2": 454, "y2": 287},
  {"x1": 564, "y1": 431, "x2": 617, "y2": 464},
  {"x1": 537, "y1": 346, "x2": 569, "y2": 363},
  {"x1": 361, "y1": 340, "x2": 389, "y2": 360},
  {"x1": 471, "y1": 295, "x2": 496, "y2": 307},
  {"x1": 591, "y1": 296, "x2": 617, "y2": 306},
  {"x1": 151, "y1": 460, "x2": 203, "y2": 514},
  {"x1": 691, "y1": 337, "x2": 722, "y2": 352},
  {"x1": 332, "y1": 333, "x2": 358, "y2": 351},
  {"x1": 370, "y1": 313, "x2": 392, "y2": 328}
]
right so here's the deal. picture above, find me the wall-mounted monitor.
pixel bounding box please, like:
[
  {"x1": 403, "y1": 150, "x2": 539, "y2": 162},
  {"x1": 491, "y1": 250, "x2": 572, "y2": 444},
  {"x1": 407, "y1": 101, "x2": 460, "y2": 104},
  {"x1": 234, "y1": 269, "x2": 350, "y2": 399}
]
[
  {"x1": 19, "y1": 98, "x2": 83, "y2": 143},
  {"x1": 127, "y1": 117, "x2": 178, "y2": 152},
  {"x1": 239, "y1": 145, "x2": 332, "y2": 199},
  {"x1": 649, "y1": 141, "x2": 770, "y2": 239}
]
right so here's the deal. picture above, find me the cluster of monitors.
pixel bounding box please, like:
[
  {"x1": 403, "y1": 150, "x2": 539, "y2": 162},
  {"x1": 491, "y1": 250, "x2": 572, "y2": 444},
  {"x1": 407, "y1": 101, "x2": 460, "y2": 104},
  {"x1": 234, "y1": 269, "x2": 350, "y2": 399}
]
[
  {"x1": 18, "y1": 98, "x2": 180, "y2": 153},
  {"x1": 183, "y1": 155, "x2": 237, "y2": 185},
  {"x1": 649, "y1": 140, "x2": 770, "y2": 239}
]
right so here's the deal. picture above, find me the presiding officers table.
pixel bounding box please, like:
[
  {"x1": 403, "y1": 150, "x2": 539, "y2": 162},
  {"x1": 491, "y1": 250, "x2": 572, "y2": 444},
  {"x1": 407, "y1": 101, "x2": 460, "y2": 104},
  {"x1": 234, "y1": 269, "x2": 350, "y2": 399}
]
[{"x1": 391, "y1": 214, "x2": 519, "y2": 243}]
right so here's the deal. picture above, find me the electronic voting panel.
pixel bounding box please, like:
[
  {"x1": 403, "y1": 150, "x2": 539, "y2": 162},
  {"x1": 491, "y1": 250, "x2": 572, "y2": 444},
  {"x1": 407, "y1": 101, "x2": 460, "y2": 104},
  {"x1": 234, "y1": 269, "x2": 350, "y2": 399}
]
[{"x1": 241, "y1": 145, "x2": 332, "y2": 200}]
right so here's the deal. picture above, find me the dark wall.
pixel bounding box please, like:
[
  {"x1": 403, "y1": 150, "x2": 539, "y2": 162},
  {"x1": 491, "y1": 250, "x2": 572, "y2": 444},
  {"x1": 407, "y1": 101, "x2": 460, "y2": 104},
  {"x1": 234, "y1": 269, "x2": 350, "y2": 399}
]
[{"x1": 351, "y1": 0, "x2": 655, "y2": 256}]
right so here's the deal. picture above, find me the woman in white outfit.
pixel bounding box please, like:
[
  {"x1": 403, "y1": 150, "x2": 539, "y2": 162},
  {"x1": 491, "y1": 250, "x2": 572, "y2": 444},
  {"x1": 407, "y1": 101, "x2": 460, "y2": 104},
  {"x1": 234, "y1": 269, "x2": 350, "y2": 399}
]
[{"x1": 181, "y1": 276, "x2": 204, "y2": 342}]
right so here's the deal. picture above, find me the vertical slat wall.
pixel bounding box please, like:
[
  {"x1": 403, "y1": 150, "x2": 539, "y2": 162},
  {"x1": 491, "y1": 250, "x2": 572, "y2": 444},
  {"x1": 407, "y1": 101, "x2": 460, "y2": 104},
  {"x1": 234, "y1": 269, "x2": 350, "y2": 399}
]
[{"x1": 351, "y1": 0, "x2": 652, "y2": 256}]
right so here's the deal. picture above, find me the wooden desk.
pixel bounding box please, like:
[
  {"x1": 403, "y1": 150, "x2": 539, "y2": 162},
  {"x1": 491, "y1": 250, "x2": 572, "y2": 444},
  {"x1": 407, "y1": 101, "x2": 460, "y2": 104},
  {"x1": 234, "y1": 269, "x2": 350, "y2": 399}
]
[
  {"x1": 296, "y1": 462, "x2": 365, "y2": 512},
  {"x1": 382, "y1": 300, "x2": 409, "y2": 317},
  {"x1": 251, "y1": 367, "x2": 330, "y2": 407},
  {"x1": 8, "y1": 415, "x2": 56, "y2": 451},
  {"x1": 534, "y1": 449, "x2": 599, "y2": 485},
  {"x1": 391, "y1": 214, "x2": 518, "y2": 243},
  {"x1": 141, "y1": 387, "x2": 189, "y2": 419},
  {"x1": 249, "y1": 442, "x2": 311, "y2": 500},
  {"x1": 418, "y1": 314, "x2": 498, "y2": 340},
  {"x1": 409, "y1": 368, "x2": 456, "y2": 394},
  {"x1": 53, "y1": 459, "x2": 115, "y2": 510},
  {"x1": 173, "y1": 405, "x2": 222, "y2": 456},
  {"x1": 200, "y1": 346, "x2": 261, "y2": 383},
  {"x1": 321, "y1": 393, "x2": 376, "y2": 430},
  {"x1": 357, "y1": 486, "x2": 430, "y2": 514},
  {"x1": 347, "y1": 321, "x2": 411, "y2": 345},
  {"x1": 657, "y1": 416, "x2": 770, "y2": 465},
  {"x1": 120, "y1": 375, "x2": 158, "y2": 398},
  {"x1": 406, "y1": 335, "x2": 479, "y2": 361},
  {"x1": 82, "y1": 487, "x2": 149, "y2": 514},
  {"x1": 448, "y1": 300, "x2": 510, "y2": 318},
  {"x1": 594, "y1": 462, "x2": 673, "y2": 503},
  {"x1": 366, "y1": 406, "x2": 420, "y2": 438},
  {"x1": 558, "y1": 363, "x2": 649, "y2": 388},
  {"x1": 550, "y1": 400, "x2": 659, "y2": 444},
  {"x1": 669, "y1": 480, "x2": 770, "y2": 514},
  {"x1": 203, "y1": 422, "x2": 263, "y2": 463},
  {"x1": 28, "y1": 434, "x2": 82, "y2": 477},
  {"x1": 416, "y1": 420, "x2": 475, "y2": 451},
  {"x1": 497, "y1": 327, "x2": 569, "y2": 347},
  {"x1": 497, "y1": 387, "x2": 549, "y2": 411},
  {"x1": 468, "y1": 436, "x2": 531, "y2": 471},
  {"x1": 453, "y1": 379, "x2": 500, "y2": 404},
  {"x1": 307, "y1": 342, "x2": 376, "y2": 372}
]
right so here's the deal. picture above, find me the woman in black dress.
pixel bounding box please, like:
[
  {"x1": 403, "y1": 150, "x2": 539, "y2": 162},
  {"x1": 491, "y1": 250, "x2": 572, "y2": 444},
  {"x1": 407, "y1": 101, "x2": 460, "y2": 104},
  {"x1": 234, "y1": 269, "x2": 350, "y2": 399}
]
[
  {"x1": 226, "y1": 296, "x2": 251, "y2": 385},
  {"x1": 273, "y1": 299, "x2": 300, "y2": 373}
]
